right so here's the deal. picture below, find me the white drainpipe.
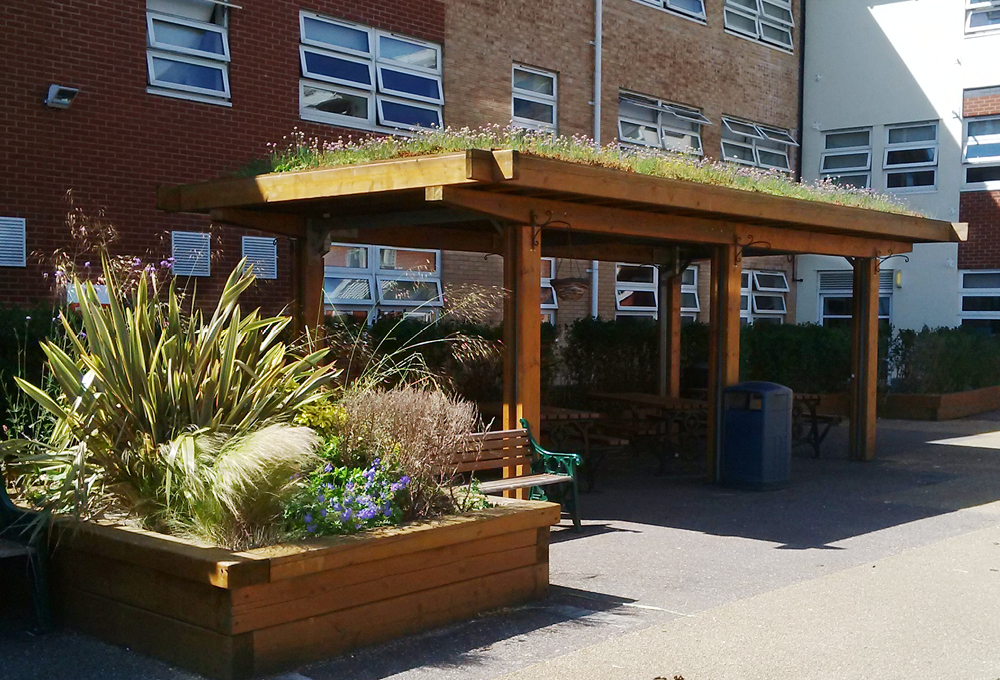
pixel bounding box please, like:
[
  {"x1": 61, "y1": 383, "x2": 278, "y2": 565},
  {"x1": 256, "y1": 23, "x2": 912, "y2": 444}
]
[{"x1": 590, "y1": 0, "x2": 602, "y2": 318}]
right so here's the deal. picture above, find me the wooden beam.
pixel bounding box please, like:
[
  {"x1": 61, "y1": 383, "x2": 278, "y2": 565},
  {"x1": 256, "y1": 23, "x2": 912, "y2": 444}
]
[
  {"x1": 502, "y1": 228, "x2": 517, "y2": 434},
  {"x1": 436, "y1": 187, "x2": 913, "y2": 258},
  {"x1": 505, "y1": 153, "x2": 962, "y2": 245},
  {"x1": 296, "y1": 228, "x2": 327, "y2": 334},
  {"x1": 658, "y1": 271, "x2": 683, "y2": 398},
  {"x1": 707, "y1": 245, "x2": 742, "y2": 482},
  {"x1": 849, "y1": 258, "x2": 879, "y2": 461},
  {"x1": 157, "y1": 150, "x2": 511, "y2": 213},
  {"x1": 210, "y1": 208, "x2": 306, "y2": 239},
  {"x1": 325, "y1": 225, "x2": 502, "y2": 254}
]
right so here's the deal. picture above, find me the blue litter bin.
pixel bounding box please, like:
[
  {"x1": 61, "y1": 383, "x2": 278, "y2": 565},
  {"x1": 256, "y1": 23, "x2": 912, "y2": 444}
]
[{"x1": 721, "y1": 381, "x2": 792, "y2": 489}]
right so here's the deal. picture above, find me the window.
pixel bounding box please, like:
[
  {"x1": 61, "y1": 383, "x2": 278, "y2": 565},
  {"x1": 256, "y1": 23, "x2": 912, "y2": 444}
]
[
  {"x1": 967, "y1": 1, "x2": 1000, "y2": 35},
  {"x1": 241, "y1": 236, "x2": 277, "y2": 280},
  {"x1": 541, "y1": 258, "x2": 558, "y2": 325},
  {"x1": 615, "y1": 263, "x2": 699, "y2": 320},
  {"x1": 721, "y1": 116, "x2": 797, "y2": 171},
  {"x1": 740, "y1": 269, "x2": 789, "y2": 325},
  {"x1": 631, "y1": 0, "x2": 706, "y2": 22},
  {"x1": 820, "y1": 128, "x2": 872, "y2": 188},
  {"x1": 959, "y1": 270, "x2": 1000, "y2": 333},
  {"x1": 963, "y1": 116, "x2": 1000, "y2": 186},
  {"x1": 619, "y1": 92, "x2": 710, "y2": 155},
  {"x1": 172, "y1": 231, "x2": 211, "y2": 277},
  {"x1": 324, "y1": 244, "x2": 442, "y2": 322},
  {"x1": 724, "y1": 0, "x2": 794, "y2": 51},
  {"x1": 883, "y1": 122, "x2": 938, "y2": 192},
  {"x1": 0, "y1": 217, "x2": 26, "y2": 268},
  {"x1": 146, "y1": 0, "x2": 230, "y2": 104},
  {"x1": 818, "y1": 270, "x2": 893, "y2": 328},
  {"x1": 512, "y1": 65, "x2": 557, "y2": 132},
  {"x1": 299, "y1": 12, "x2": 443, "y2": 131}
]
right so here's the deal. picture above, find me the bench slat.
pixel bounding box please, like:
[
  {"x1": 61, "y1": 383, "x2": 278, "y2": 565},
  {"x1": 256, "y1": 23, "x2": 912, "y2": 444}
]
[
  {"x1": 0, "y1": 538, "x2": 33, "y2": 559},
  {"x1": 453, "y1": 456, "x2": 533, "y2": 474},
  {"x1": 476, "y1": 473, "x2": 572, "y2": 494}
]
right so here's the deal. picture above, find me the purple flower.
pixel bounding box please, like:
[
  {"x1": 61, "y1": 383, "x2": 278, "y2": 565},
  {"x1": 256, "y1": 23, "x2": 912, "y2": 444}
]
[
  {"x1": 303, "y1": 513, "x2": 313, "y2": 524},
  {"x1": 84, "y1": 261, "x2": 91, "y2": 267},
  {"x1": 346, "y1": 481, "x2": 354, "y2": 491},
  {"x1": 320, "y1": 508, "x2": 328, "y2": 517},
  {"x1": 317, "y1": 494, "x2": 325, "y2": 503},
  {"x1": 132, "y1": 257, "x2": 142, "y2": 267},
  {"x1": 306, "y1": 524, "x2": 317, "y2": 533},
  {"x1": 383, "y1": 503, "x2": 393, "y2": 517},
  {"x1": 341, "y1": 508, "x2": 353, "y2": 521},
  {"x1": 324, "y1": 463, "x2": 333, "y2": 473}
]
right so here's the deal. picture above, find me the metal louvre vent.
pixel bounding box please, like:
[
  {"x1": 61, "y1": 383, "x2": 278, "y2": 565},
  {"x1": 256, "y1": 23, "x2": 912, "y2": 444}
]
[
  {"x1": 0, "y1": 217, "x2": 27, "y2": 267},
  {"x1": 172, "y1": 231, "x2": 211, "y2": 277},
  {"x1": 241, "y1": 236, "x2": 277, "y2": 280},
  {"x1": 819, "y1": 270, "x2": 894, "y2": 292}
]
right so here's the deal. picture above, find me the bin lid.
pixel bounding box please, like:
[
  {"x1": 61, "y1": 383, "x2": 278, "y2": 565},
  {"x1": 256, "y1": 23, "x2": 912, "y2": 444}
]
[{"x1": 724, "y1": 381, "x2": 793, "y2": 395}]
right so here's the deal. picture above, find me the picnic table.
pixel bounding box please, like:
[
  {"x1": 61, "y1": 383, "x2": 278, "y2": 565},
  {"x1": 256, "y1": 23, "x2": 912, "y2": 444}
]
[{"x1": 792, "y1": 393, "x2": 843, "y2": 458}]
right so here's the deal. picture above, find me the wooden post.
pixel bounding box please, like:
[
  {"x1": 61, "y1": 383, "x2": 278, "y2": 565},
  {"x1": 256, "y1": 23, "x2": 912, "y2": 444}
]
[
  {"x1": 295, "y1": 227, "x2": 328, "y2": 333},
  {"x1": 657, "y1": 268, "x2": 683, "y2": 398},
  {"x1": 501, "y1": 224, "x2": 541, "y2": 498},
  {"x1": 849, "y1": 257, "x2": 879, "y2": 461},
  {"x1": 706, "y1": 245, "x2": 742, "y2": 482}
]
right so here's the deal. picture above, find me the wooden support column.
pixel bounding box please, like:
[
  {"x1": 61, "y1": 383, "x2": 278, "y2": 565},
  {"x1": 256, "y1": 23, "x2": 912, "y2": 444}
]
[
  {"x1": 849, "y1": 257, "x2": 879, "y2": 461},
  {"x1": 657, "y1": 268, "x2": 683, "y2": 398},
  {"x1": 501, "y1": 224, "x2": 541, "y2": 498},
  {"x1": 706, "y1": 245, "x2": 742, "y2": 482},
  {"x1": 295, "y1": 227, "x2": 328, "y2": 335}
]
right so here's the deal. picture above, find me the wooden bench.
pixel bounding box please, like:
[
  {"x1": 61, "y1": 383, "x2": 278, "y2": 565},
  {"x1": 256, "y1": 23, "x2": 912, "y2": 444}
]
[
  {"x1": 1, "y1": 463, "x2": 51, "y2": 632},
  {"x1": 442, "y1": 419, "x2": 581, "y2": 531}
]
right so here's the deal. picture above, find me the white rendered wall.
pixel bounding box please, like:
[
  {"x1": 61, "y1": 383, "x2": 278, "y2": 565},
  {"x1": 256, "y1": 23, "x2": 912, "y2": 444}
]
[{"x1": 795, "y1": 0, "x2": 1000, "y2": 330}]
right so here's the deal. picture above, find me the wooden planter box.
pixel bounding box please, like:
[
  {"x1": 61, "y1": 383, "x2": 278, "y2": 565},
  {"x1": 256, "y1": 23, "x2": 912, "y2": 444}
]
[
  {"x1": 51, "y1": 498, "x2": 560, "y2": 679},
  {"x1": 878, "y1": 385, "x2": 1000, "y2": 420}
]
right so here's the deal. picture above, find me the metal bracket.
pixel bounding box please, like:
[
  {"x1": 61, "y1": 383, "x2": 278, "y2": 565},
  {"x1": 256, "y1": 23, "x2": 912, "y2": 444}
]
[
  {"x1": 734, "y1": 234, "x2": 772, "y2": 264},
  {"x1": 529, "y1": 210, "x2": 570, "y2": 249},
  {"x1": 877, "y1": 252, "x2": 910, "y2": 268}
]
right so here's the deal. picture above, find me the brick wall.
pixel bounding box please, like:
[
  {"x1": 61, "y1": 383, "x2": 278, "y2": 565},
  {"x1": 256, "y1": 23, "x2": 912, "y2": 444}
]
[
  {"x1": 959, "y1": 191, "x2": 1000, "y2": 269},
  {"x1": 963, "y1": 86, "x2": 1000, "y2": 118},
  {"x1": 1, "y1": 0, "x2": 444, "y2": 310}
]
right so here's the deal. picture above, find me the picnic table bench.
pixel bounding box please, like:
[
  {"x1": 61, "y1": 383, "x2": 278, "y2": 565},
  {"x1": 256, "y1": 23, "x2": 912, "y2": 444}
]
[
  {"x1": 1, "y1": 463, "x2": 51, "y2": 632},
  {"x1": 792, "y1": 393, "x2": 843, "y2": 458},
  {"x1": 441, "y1": 419, "x2": 581, "y2": 531}
]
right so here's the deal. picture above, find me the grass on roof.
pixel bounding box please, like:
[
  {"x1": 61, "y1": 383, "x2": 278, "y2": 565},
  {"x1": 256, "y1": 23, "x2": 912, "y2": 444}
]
[{"x1": 237, "y1": 125, "x2": 918, "y2": 216}]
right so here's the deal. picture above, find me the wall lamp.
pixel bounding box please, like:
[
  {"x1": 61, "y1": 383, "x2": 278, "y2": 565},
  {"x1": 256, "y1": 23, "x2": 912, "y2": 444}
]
[{"x1": 44, "y1": 84, "x2": 79, "y2": 109}]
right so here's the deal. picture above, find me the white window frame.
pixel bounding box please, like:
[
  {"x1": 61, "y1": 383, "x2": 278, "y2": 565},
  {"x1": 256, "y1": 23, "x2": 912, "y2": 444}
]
[
  {"x1": 0, "y1": 217, "x2": 27, "y2": 268},
  {"x1": 324, "y1": 244, "x2": 442, "y2": 320},
  {"x1": 171, "y1": 231, "x2": 212, "y2": 277},
  {"x1": 741, "y1": 269, "x2": 789, "y2": 324},
  {"x1": 963, "y1": 115, "x2": 1000, "y2": 189},
  {"x1": 146, "y1": 1, "x2": 231, "y2": 105},
  {"x1": 630, "y1": 0, "x2": 707, "y2": 23},
  {"x1": 241, "y1": 236, "x2": 277, "y2": 280},
  {"x1": 615, "y1": 264, "x2": 699, "y2": 319},
  {"x1": 619, "y1": 91, "x2": 710, "y2": 156},
  {"x1": 959, "y1": 270, "x2": 1000, "y2": 328},
  {"x1": 721, "y1": 116, "x2": 797, "y2": 171},
  {"x1": 820, "y1": 127, "x2": 872, "y2": 188},
  {"x1": 512, "y1": 64, "x2": 558, "y2": 133},
  {"x1": 817, "y1": 270, "x2": 893, "y2": 326},
  {"x1": 541, "y1": 257, "x2": 559, "y2": 324},
  {"x1": 966, "y1": 0, "x2": 1000, "y2": 35},
  {"x1": 883, "y1": 121, "x2": 939, "y2": 193},
  {"x1": 299, "y1": 11, "x2": 443, "y2": 133},
  {"x1": 723, "y1": 0, "x2": 794, "y2": 53}
]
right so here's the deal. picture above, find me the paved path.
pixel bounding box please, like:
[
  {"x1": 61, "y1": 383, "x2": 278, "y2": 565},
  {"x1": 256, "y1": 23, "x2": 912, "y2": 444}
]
[{"x1": 3, "y1": 416, "x2": 1000, "y2": 679}]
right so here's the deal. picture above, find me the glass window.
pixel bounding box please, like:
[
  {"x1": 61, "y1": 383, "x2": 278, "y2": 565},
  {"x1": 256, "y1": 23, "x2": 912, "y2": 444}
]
[
  {"x1": 724, "y1": 0, "x2": 794, "y2": 52},
  {"x1": 818, "y1": 270, "x2": 893, "y2": 326},
  {"x1": 324, "y1": 244, "x2": 442, "y2": 320},
  {"x1": 741, "y1": 269, "x2": 789, "y2": 324},
  {"x1": 300, "y1": 12, "x2": 442, "y2": 131},
  {"x1": 615, "y1": 263, "x2": 699, "y2": 319},
  {"x1": 619, "y1": 92, "x2": 708, "y2": 156},
  {"x1": 964, "y1": 115, "x2": 1000, "y2": 187},
  {"x1": 821, "y1": 128, "x2": 872, "y2": 188},
  {"x1": 146, "y1": 0, "x2": 229, "y2": 102},
  {"x1": 884, "y1": 121, "x2": 938, "y2": 193},
  {"x1": 632, "y1": 0, "x2": 706, "y2": 21},
  {"x1": 960, "y1": 269, "x2": 1000, "y2": 332},
  {"x1": 512, "y1": 65, "x2": 558, "y2": 132},
  {"x1": 722, "y1": 116, "x2": 797, "y2": 172}
]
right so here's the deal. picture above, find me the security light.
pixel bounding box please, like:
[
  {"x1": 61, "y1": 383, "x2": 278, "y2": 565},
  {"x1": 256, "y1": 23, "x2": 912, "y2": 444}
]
[{"x1": 43, "y1": 84, "x2": 79, "y2": 109}]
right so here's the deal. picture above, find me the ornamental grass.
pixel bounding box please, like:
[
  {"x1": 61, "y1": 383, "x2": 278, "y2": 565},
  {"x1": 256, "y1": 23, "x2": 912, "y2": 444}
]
[{"x1": 239, "y1": 124, "x2": 916, "y2": 216}]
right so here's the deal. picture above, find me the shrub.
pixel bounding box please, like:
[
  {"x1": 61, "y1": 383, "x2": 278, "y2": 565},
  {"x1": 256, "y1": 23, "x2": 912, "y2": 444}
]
[
  {"x1": 3, "y1": 257, "x2": 338, "y2": 528},
  {"x1": 739, "y1": 322, "x2": 853, "y2": 394},
  {"x1": 888, "y1": 327, "x2": 1000, "y2": 393}
]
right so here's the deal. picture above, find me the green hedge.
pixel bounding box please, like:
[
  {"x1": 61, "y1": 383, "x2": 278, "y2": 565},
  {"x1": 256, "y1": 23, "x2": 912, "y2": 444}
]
[{"x1": 888, "y1": 327, "x2": 1000, "y2": 393}]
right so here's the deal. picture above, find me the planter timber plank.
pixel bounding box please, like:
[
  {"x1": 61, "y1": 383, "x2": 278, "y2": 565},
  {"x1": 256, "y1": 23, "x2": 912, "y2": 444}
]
[{"x1": 52, "y1": 499, "x2": 559, "y2": 679}]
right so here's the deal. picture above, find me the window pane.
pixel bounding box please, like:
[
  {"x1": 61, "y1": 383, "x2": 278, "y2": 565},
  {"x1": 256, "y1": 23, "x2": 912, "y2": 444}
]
[
  {"x1": 513, "y1": 69, "x2": 554, "y2": 96},
  {"x1": 754, "y1": 316, "x2": 782, "y2": 326},
  {"x1": 822, "y1": 296, "x2": 852, "y2": 316},
  {"x1": 757, "y1": 148, "x2": 790, "y2": 169},
  {"x1": 961, "y1": 318, "x2": 1000, "y2": 334},
  {"x1": 379, "y1": 67, "x2": 441, "y2": 100},
  {"x1": 148, "y1": 0, "x2": 217, "y2": 22},
  {"x1": 325, "y1": 277, "x2": 373, "y2": 302},
  {"x1": 380, "y1": 279, "x2": 439, "y2": 302},
  {"x1": 681, "y1": 292, "x2": 698, "y2": 309},
  {"x1": 823, "y1": 317, "x2": 852, "y2": 329},
  {"x1": 760, "y1": 22, "x2": 793, "y2": 46},
  {"x1": 827, "y1": 173, "x2": 870, "y2": 188},
  {"x1": 966, "y1": 139, "x2": 1000, "y2": 161},
  {"x1": 513, "y1": 98, "x2": 554, "y2": 124},
  {"x1": 888, "y1": 124, "x2": 935, "y2": 144},
  {"x1": 379, "y1": 35, "x2": 438, "y2": 70},
  {"x1": 741, "y1": 294, "x2": 750, "y2": 311},
  {"x1": 969, "y1": 9, "x2": 1000, "y2": 30},
  {"x1": 619, "y1": 100, "x2": 658, "y2": 124},
  {"x1": 964, "y1": 272, "x2": 1000, "y2": 289},
  {"x1": 878, "y1": 296, "x2": 891, "y2": 318},
  {"x1": 962, "y1": 296, "x2": 1000, "y2": 312},
  {"x1": 303, "y1": 50, "x2": 372, "y2": 87},
  {"x1": 666, "y1": 0, "x2": 705, "y2": 15},
  {"x1": 380, "y1": 100, "x2": 441, "y2": 128},
  {"x1": 616, "y1": 264, "x2": 655, "y2": 284},
  {"x1": 152, "y1": 18, "x2": 225, "y2": 56},
  {"x1": 822, "y1": 152, "x2": 869, "y2": 171},
  {"x1": 301, "y1": 84, "x2": 369, "y2": 119},
  {"x1": 150, "y1": 55, "x2": 225, "y2": 92},
  {"x1": 325, "y1": 245, "x2": 368, "y2": 269},
  {"x1": 541, "y1": 259, "x2": 555, "y2": 279},
  {"x1": 662, "y1": 129, "x2": 700, "y2": 153},
  {"x1": 825, "y1": 130, "x2": 870, "y2": 149},
  {"x1": 886, "y1": 147, "x2": 934, "y2": 166},
  {"x1": 754, "y1": 271, "x2": 788, "y2": 291},
  {"x1": 886, "y1": 170, "x2": 935, "y2": 188},
  {"x1": 722, "y1": 141, "x2": 755, "y2": 163},
  {"x1": 761, "y1": 1, "x2": 793, "y2": 23},
  {"x1": 620, "y1": 121, "x2": 659, "y2": 146},
  {"x1": 617, "y1": 290, "x2": 656, "y2": 309},
  {"x1": 380, "y1": 248, "x2": 437, "y2": 273},
  {"x1": 969, "y1": 119, "x2": 1000, "y2": 138},
  {"x1": 723, "y1": 118, "x2": 761, "y2": 138},
  {"x1": 541, "y1": 287, "x2": 556, "y2": 306},
  {"x1": 728, "y1": 0, "x2": 757, "y2": 11},
  {"x1": 967, "y1": 166, "x2": 1000, "y2": 183},
  {"x1": 681, "y1": 267, "x2": 696, "y2": 286},
  {"x1": 741, "y1": 272, "x2": 751, "y2": 288},
  {"x1": 303, "y1": 17, "x2": 370, "y2": 53},
  {"x1": 724, "y1": 8, "x2": 758, "y2": 34},
  {"x1": 753, "y1": 294, "x2": 785, "y2": 312}
]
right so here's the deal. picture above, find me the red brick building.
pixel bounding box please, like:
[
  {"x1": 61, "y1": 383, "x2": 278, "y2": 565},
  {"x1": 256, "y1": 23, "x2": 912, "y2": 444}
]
[{"x1": 2, "y1": 0, "x2": 802, "y2": 325}]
